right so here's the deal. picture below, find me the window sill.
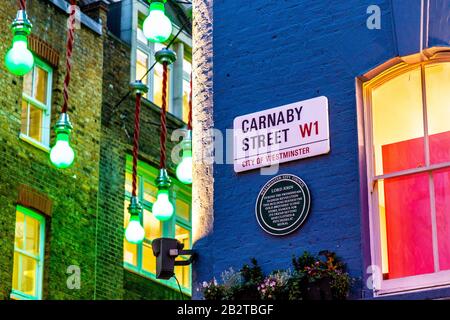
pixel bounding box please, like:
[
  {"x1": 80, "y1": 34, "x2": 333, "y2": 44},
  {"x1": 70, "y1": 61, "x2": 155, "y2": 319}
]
[
  {"x1": 124, "y1": 263, "x2": 192, "y2": 297},
  {"x1": 374, "y1": 270, "x2": 450, "y2": 297},
  {"x1": 10, "y1": 290, "x2": 39, "y2": 300},
  {"x1": 19, "y1": 134, "x2": 50, "y2": 153}
]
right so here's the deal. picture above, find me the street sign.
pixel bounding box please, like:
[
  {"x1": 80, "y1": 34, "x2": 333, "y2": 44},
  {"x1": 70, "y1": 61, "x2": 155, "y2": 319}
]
[{"x1": 233, "y1": 96, "x2": 330, "y2": 172}]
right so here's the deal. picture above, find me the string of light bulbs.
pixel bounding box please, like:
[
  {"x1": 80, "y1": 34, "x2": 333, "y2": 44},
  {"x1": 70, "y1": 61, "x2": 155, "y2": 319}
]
[
  {"x1": 152, "y1": 50, "x2": 177, "y2": 222},
  {"x1": 125, "y1": 0, "x2": 192, "y2": 242},
  {"x1": 3, "y1": 0, "x2": 192, "y2": 241},
  {"x1": 49, "y1": 0, "x2": 77, "y2": 169},
  {"x1": 125, "y1": 80, "x2": 148, "y2": 244}
]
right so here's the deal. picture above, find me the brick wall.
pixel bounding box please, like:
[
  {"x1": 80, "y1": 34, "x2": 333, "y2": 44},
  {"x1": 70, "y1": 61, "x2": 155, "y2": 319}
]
[
  {"x1": 0, "y1": 0, "x2": 103, "y2": 299},
  {"x1": 0, "y1": 0, "x2": 190, "y2": 300},
  {"x1": 96, "y1": 29, "x2": 188, "y2": 299}
]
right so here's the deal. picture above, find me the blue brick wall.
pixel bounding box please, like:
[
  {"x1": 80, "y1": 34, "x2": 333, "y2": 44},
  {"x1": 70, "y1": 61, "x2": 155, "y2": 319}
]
[{"x1": 193, "y1": 0, "x2": 450, "y2": 300}]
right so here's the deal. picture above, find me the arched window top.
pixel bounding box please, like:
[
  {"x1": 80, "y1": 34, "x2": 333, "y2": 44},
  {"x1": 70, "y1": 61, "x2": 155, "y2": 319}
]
[
  {"x1": 360, "y1": 49, "x2": 450, "y2": 296},
  {"x1": 360, "y1": 48, "x2": 450, "y2": 86}
]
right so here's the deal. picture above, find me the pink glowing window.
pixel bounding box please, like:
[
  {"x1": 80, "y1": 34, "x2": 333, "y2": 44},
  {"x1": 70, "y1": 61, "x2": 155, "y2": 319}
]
[{"x1": 366, "y1": 60, "x2": 450, "y2": 292}]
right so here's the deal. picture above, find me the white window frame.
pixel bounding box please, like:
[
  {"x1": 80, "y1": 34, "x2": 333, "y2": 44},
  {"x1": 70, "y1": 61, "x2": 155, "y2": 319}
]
[
  {"x1": 362, "y1": 54, "x2": 450, "y2": 296},
  {"x1": 20, "y1": 56, "x2": 53, "y2": 150},
  {"x1": 11, "y1": 206, "x2": 46, "y2": 301}
]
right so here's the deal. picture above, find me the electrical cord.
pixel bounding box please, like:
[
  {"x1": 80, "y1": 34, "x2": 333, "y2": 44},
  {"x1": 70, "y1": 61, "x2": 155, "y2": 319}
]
[
  {"x1": 159, "y1": 61, "x2": 169, "y2": 169},
  {"x1": 18, "y1": 0, "x2": 26, "y2": 10},
  {"x1": 173, "y1": 274, "x2": 185, "y2": 300}
]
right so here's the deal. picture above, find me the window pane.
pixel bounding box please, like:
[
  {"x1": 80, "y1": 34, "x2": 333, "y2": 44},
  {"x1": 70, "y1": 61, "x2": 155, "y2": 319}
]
[
  {"x1": 182, "y1": 79, "x2": 190, "y2": 123},
  {"x1": 123, "y1": 238, "x2": 137, "y2": 266},
  {"x1": 136, "y1": 50, "x2": 149, "y2": 99},
  {"x1": 154, "y1": 43, "x2": 165, "y2": 52},
  {"x1": 137, "y1": 27, "x2": 147, "y2": 44},
  {"x1": 123, "y1": 200, "x2": 130, "y2": 228},
  {"x1": 425, "y1": 63, "x2": 450, "y2": 165},
  {"x1": 142, "y1": 243, "x2": 156, "y2": 274},
  {"x1": 20, "y1": 255, "x2": 37, "y2": 297},
  {"x1": 175, "y1": 225, "x2": 190, "y2": 251},
  {"x1": 34, "y1": 66, "x2": 48, "y2": 104},
  {"x1": 153, "y1": 64, "x2": 170, "y2": 108},
  {"x1": 21, "y1": 100, "x2": 28, "y2": 136},
  {"x1": 174, "y1": 265, "x2": 190, "y2": 289},
  {"x1": 137, "y1": 14, "x2": 147, "y2": 44},
  {"x1": 23, "y1": 69, "x2": 33, "y2": 97},
  {"x1": 143, "y1": 209, "x2": 161, "y2": 240},
  {"x1": 176, "y1": 199, "x2": 190, "y2": 222},
  {"x1": 378, "y1": 173, "x2": 434, "y2": 279},
  {"x1": 433, "y1": 168, "x2": 450, "y2": 271},
  {"x1": 28, "y1": 105, "x2": 43, "y2": 142},
  {"x1": 25, "y1": 216, "x2": 40, "y2": 256},
  {"x1": 175, "y1": 225, "x2": 191, "y2": 288},
  {"x1": 15, "y1": 211, "x2": 25, "y2": 250},
  {"x1": 371, "y1": 67, "x2": 425, "y2": 175},
  {"x1": 183, "y1": 58, "x2": 192, "y2": 76},
  {"x1": 12, "y1": 252, "x2": 19, "y2": 292},
  {"x1": 125, "y1": 173, "x2": 140, "y2": 195},
  {"x1": 143, "y1": 180, "x2": 157, "y2": 203},
  {"x1": 136, "y1": 49, "x2": 148, "y2": 87}
]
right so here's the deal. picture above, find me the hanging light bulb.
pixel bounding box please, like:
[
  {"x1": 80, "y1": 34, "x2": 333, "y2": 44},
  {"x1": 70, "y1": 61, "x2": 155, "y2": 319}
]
[
  {"x1": 176, "y1": 129, "x2": 192, "y2": 184},
  {"x1": 153, "y1": 169, "x2": 175, "y2": 221},
  {"x1": 5, "y1": 10, "x2": 34, "y2": 76},
  {"x1": 125, "y1": 197, "x2": 145, "y2": 244},
  {"x1": 50, "y1": 113, "x2": 75, "y2": 169},
  {"x1": 143, "y1": 0, "x2": 172, "y2": 43}
]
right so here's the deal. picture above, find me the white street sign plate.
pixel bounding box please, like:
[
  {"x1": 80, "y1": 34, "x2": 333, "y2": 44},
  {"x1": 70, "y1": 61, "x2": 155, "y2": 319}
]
[{"x1": 233, "y1": 96, "x2": 330, "y2": 173}]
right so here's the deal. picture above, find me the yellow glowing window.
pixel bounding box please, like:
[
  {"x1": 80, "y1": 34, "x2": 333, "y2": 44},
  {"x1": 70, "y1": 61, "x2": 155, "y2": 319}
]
[
  {"x1": 176, "y1": 198, "x2": 190, "y2": 222},
  {"x1": 137, "y1": 14, "x2": 147, "y2": 45},
  {"x1": 136, "y1": 49, "x2": 149, "y2": 98},
  {"x1": 175, "y1": 224, "x2": 191, "y2": 289},
  {"x1": 11, "y1": 206, "x2": 45, "y2": 300},
  {"x1": 20, "y1": 57, "x2": 52, "y2": 147},
  {"x1": 182, "y1": 78, "x2": 190, "y2": 124},
  {"x1": 364, "y1": 58, "x2": 450, "y2": 292},
  {"x1": 123, "y1": 199, "x2": 138, "y2": 266},
  {"x1": 182, "y1": 58, "x2": 192, "y2": 123},
  {"x1": 123, "y1": 155, "x2": 192, "y2": 294}
]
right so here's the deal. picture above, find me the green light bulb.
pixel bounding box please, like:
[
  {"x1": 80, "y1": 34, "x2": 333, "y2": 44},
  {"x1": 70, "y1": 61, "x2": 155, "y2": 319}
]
[
  {"x1": 5, "y1": 34, "x2": 34, "y2": 76},
  {"x1": 152, "y1": 189, "x2": 174, "y2": 221},
  {"x1": 176, "y1": 150, "x2": 192, "y2": 184},
  {"x1": 143, "y1": 2, "x2": 172, "y2": 43},
  {"x1": 125, "y1": 215, "x2": 145, "y2": 244},
  {"x1": 50, "y1": 132, "x2": 75, "y2": 169}
]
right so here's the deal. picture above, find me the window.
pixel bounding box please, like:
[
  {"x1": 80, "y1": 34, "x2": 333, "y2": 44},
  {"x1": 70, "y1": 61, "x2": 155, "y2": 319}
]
[
  {"x1": 123, "y1": 155, "x2": 192, "y2": 294},
  {"x1": 20, "y1": 57, "x2": 52, "y2": 148},
  {"x1": 137, "y1": 14, "x2": 148, "y2": 45},
  {"x1": 136, "y1": 49, "x2": 149, "y2": 98},
  {"x1": 134, "y1": 9, "x2": 192, "y2": 124},
  {"x1": 11, "y1": 206, "x2": 45, "y2": 300},
  {"x1": 363, "y1": 57, "x2": 450, "y2": 295},
  {"x1": 182, "y1": 58, "x2": 192, "y2": 124}
]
